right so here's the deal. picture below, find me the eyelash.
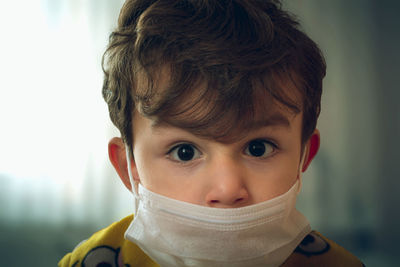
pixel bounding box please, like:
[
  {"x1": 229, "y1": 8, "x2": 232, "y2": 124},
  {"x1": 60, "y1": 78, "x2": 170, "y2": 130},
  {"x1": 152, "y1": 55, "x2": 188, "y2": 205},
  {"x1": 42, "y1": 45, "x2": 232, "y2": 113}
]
[{"x1": 252, "y1": 138, "x2": 278, "y2": 148}]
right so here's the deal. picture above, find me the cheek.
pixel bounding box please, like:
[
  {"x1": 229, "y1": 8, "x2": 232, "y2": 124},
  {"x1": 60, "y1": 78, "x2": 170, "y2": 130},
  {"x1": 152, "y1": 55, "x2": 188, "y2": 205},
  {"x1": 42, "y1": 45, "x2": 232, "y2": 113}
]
[
  {"x1": 249, "y1": 157, "x2": 300, "y2": 202},
  {"x1": 134, "y1": 154, "x2": 201, "y2": 201},
  {"x1": 132, "y1": 149, "x2": 159, "y2": 188}
]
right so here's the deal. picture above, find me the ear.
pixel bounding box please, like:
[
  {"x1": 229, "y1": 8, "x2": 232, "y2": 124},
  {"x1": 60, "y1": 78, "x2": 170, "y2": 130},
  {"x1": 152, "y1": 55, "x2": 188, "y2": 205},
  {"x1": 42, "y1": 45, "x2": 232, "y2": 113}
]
[
  {"x1": 301, "y1": 129, "x2": 320, "y2": 172},
  {"x1": 108, "y1": 137, "x2": 139, "y2": 191}
]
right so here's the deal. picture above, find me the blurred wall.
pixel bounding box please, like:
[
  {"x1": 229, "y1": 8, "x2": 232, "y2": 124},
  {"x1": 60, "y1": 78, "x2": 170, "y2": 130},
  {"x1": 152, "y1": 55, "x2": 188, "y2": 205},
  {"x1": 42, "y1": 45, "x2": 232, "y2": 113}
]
[
  {"x1": 287, "y1": 1, "x2": 400, "y2": 265},
  {"x1": 371, "y1": 0, "x2": 400, "y2": 258}
]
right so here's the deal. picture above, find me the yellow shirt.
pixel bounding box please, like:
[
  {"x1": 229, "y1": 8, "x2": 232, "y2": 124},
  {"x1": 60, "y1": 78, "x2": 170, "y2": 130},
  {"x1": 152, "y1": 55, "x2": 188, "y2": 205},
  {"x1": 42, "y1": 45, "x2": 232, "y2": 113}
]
[{"x1": 59, "y1": 215, "x2": 364, "y2": 267}]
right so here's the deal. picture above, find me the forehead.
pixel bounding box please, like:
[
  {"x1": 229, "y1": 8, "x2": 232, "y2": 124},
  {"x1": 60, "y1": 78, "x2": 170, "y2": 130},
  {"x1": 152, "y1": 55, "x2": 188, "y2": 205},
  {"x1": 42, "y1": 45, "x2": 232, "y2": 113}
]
[
  {"x1": 135, "y1": 66, "x2": 303, "y2": 143},
  {"x1": 139, "y1": 96, "x2": 301, "y2": 144},
  {"x1": 151, "y1": 109, "x2": 291, "y2": 130}
]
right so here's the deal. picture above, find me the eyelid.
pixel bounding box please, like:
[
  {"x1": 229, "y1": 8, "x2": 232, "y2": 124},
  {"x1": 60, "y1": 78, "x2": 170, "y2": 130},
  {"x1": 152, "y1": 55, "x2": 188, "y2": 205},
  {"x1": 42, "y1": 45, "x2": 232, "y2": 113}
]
[
  {"x1": 166, "y1": 142, "x2": 199, "y2": 154},
  {"x1": 246, "y1": 138, "x2": 278, "y2": 148}
]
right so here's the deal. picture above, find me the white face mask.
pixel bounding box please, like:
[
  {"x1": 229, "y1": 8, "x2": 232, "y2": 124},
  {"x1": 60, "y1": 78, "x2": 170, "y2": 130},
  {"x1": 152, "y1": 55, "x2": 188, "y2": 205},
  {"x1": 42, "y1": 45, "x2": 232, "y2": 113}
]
[{"x1": 124, "y1": 149, "x2": 311, "y2": 267}]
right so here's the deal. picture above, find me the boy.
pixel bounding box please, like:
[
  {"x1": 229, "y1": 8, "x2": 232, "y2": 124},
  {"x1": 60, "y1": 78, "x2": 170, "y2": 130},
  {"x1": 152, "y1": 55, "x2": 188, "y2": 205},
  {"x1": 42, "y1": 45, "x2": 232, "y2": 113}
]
[{"x1": 59, "y1": 0, "x2": 364, "y2": 266}]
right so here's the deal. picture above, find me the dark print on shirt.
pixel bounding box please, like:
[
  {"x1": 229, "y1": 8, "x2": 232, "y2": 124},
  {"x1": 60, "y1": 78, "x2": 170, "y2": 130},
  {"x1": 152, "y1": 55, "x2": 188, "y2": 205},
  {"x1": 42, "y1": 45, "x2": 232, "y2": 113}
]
[
  {"x1": 295, "y1": 232, "x2": 330, "y2": 257},
  {"x1": 80, "y1": 245, "x2": 130, "y2": 267}
]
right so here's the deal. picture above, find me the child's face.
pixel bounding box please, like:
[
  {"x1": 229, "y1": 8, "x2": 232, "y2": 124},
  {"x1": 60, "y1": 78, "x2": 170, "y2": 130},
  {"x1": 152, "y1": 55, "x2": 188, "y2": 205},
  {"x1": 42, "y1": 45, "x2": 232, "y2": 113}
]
[{"x1": 128, "y1": 102, "x2": 309, "y2": 208}]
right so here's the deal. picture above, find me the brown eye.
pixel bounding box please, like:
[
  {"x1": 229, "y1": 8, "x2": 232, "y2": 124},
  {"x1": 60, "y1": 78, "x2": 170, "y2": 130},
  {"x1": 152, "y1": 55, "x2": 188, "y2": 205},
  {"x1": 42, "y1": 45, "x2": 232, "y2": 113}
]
[
  {"x1": 245, "y1": 140, "x2": 275, "y2": 158},
  {"x1": 169, "y1": 144, "x2": 200, "y2": 162}
]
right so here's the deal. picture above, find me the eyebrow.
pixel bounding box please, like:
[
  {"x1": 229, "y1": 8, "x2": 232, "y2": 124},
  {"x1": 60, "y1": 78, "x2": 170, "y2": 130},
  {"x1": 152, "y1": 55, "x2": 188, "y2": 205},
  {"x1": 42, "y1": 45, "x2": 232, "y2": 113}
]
[
  {"x1": 249, "y1": 112, "x2": 291, "y2": 129},
  {"x1": 150, "y1": 112, "x2": 291, "y2": 131}
]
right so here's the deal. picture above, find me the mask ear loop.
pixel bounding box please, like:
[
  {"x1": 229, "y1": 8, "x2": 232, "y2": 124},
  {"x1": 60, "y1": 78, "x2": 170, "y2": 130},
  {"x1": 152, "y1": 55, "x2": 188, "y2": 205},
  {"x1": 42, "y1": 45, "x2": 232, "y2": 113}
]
[
  {"x1": 125, "y1": 146, "x2": 140, "y2": 213},
  {"x1": 296, "y1": 151, "x2": 306, "y2": 194}
]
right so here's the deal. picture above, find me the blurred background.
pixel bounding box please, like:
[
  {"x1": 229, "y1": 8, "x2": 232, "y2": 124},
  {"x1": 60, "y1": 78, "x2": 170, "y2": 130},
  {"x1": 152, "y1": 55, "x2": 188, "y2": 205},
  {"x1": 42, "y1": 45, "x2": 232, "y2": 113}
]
[{"x1": 0, "y1": 0, "x2": 398, "y2": 266}]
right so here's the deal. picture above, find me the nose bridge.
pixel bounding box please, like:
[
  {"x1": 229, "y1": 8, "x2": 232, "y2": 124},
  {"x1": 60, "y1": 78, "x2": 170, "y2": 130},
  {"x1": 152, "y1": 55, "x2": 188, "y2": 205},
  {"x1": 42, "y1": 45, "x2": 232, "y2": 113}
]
[{"x1": 206, "y1": 152, "x2": 249, "y2": 207}]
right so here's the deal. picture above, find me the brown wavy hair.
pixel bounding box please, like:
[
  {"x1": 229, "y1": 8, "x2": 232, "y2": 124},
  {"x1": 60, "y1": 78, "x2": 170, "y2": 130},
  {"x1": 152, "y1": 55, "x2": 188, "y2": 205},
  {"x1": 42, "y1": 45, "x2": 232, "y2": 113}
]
[{"x1": 102, "y1": 0, "x2": 326, "y2": 153}]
